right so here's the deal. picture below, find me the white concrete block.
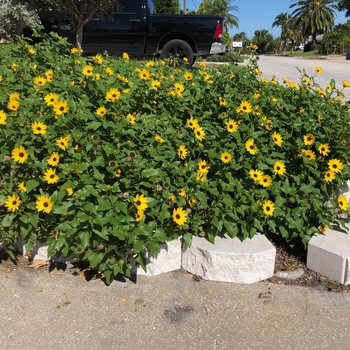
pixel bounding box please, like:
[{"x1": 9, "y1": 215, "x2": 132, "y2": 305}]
[
  {"x1": 131, "y1": 239, "x2": 182, "y2": 276},
  {"x1": 307, "y1": 228, "x2": 350, "y2": 285},
  {"x1": 181, "y1": 235, "x2": 276, "y2": 283}
]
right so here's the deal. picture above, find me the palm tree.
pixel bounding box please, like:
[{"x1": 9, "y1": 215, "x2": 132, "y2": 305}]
[
  {"x1": 197, "y1": 0, "x2": 239, "y2": 31},
  {"x1": 289, "y1": 0, "x2": 339, "y2": 45},
  {"x1": 272, "y1": 12, "x2": 290, "y2": 52}
]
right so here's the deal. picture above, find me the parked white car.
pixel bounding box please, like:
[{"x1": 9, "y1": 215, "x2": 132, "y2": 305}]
[{"x1": 294, "y1": 43, "x2": 305, "y2": 51}]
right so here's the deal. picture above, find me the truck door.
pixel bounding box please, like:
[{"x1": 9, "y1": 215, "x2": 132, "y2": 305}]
[{"x1": 102, "y1": 0, "x2": 146, "y2": 54}]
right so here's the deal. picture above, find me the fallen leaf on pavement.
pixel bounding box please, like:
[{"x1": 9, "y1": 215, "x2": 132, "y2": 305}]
[{"x1": 28, "y1": 260, "x2": 49, "y2": 269}]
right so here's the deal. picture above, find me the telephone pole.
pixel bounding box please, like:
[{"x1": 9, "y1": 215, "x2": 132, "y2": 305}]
[{"x1": 183, "y1": 0, "x2": 187, "y2": 14}]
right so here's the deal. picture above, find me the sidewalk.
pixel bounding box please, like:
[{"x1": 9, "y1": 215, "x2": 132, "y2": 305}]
[{"x1": 1, "y1": 265, "x2": 349, "y2": 350}]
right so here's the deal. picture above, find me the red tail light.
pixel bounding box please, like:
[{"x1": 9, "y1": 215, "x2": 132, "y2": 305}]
[{"x1": 213, "y1": 22, "x2": 223, "y2": 39}]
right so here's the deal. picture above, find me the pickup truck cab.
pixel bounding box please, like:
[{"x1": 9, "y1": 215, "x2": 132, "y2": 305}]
[{"x1": 55, "y1": 0, "x2": 225, "y2": 65}]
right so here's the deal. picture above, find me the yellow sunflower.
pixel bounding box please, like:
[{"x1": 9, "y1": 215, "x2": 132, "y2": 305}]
[
  {"x1": 36, "y1": 195, "x2": 53, "y2": 213},
  {"x1": 18, "y1": 181, "x2": 26, "y2": 192},
  {"x1": 196, "y1": 170, "x2": 207, "y2": 182},
  {"x1": 44, "y1": 92, "x2": 59, "y2": 106},
  {"x1": 324, "y1": 170, "x2": 335, "y2": 182},
  {"x1": 174, "y1": 83, "x2": 185, "y2": 94},
  {"x1": 155, "y1": 135, "x2": 165, "y2": 143},
  {"x1": 272, "y1": 132, "x2": 283, "y2": 147},
  {"x1": 139, "y1": 68, "x2": 151, "y2": 80},
  {"x1": 245, "y1": 139, "x2": 258, "y2": 155},
  {"x1": 184, "y1": 72, "x2": 193, "y2": 81},
  {"x1": 9, "y1": 92, "x2": 20, "y2": 100},
  {"x1": 186, "y1": 117, "x2": 198, "y2": 129},
  {"x1": 318, "y1": 224, "x2": 328, "y2": 233},
  {"x1": 0, "y1": 110, "x2": 7, "y2": 125},
  {"x1": 328, "y1": 159, "x2": 343, "y2": 173},
  {"x1": 135, "y1": 209, "x2": 145, "y2": 222},
  {"x1": 173, "y1": 207, "x2": 187, "y2": 226},
  {"x1": 259, "y1": 175, "x2": 272, "y2": 188},
  {"x1": 105, "y1": 67, "x2": 114, "y2": 76},
  {"x1": 338, "y1": 195, "x2": 348, "y2": 211},
  {"x1": 236, "y1": 100, "x2": 252, "y2": 114},
  {"x1": 47, "y1": 152, "x2": 60, "y2": 166},
  {"x1": 105, "y1": 88, "x2": 121, "y2": 102},
  {"x1": 93, "y1": 55, "x2": 104, "y2": 64},
  {"x1": 65, "y1": 188, "x2": 73, "y2": 196},
  {"x1": 188, "y1": 198, "x2": 197, "y2": 207},
  {"x1": 318, "y1": 143, "x2": 330, "y2": 156},
  {"x1": 273, "y1": 160, "x2": 286, "y2": 175},
  {"x1": 31, "y1": 121, "x2": 47, "y2": 135},
  {"x1": 198, "y1": 159, "x2": 210, "y2": 173},
  {"x1": 194, "y1": 125, "x2": 205, "y2": 141},
  {"x1": 303, "y1": 133, "x2": 315, "y2": 146},
  {"x1": 56, "y1": 136, "x2": 69, "y2": 150},
  {"x1": 342, "y1": 80, "x2": 350, "y2": 88},
  {"x1": 151, "y1": 80, "x2": 161, "y2": 90},
  {"x1": 301, "y1": 149, "x2": 316, "y2": 161},
  {"x1": 249, "y1": 169, "x2": 263, "y2": 181},
  {"x1": 178, "y1": 145, "x2": 188, "y2": 159},
  {"x1": 133, "y1": 194, "x2": 148, "y2": 211},
  {"x1": 43, "y1": 168, "x2": 59, "y2": 184},
  {"x1": 122, "y1": 52, "x2": 129, "y2": 60},
  {"x1": 226, "y1": 119, "x2": 238, "y2": 133},
  {"x1": 53, "y1": 100, "x2": 69, "y2": 115},
  {"x1": 178, "y1": 188, "x2": 186, "y2": 197},
  {"x1": 314, "y1": 66, "x2": 323, "y2": 74},
  {"x1": 221, "y1": 152, "x2": 232, "y2": 163},
  {"x1": 82, "y1": 65, "x2": 94, "y2": 76},
  {"x1": 115, "y1": 169, "x2": 122, "y2": 178},
  {"x1": 219, "y1": 97, "x2": 227, "y2": 106},
  {"x1": 126, "y1": 113, "x2": 136, "y2": 124},
  {"x1": 262, "y1": 200, "x2": 275, "y2": 217},
  {"x1": 34, "y1": 76, "x2": 47, "y2": 86},
  {"x1": 96, "y1": 106, "x2": 107, "y2": 117},
  {"x1": 8, "y1": 100, "x2": 19, "y2": 111},
  {"x1": 12, "y1": 146, "x2": 28, "y2": 163},
  {"x1": 5, "y1": 194, "x2": 21, "y2": 212}
]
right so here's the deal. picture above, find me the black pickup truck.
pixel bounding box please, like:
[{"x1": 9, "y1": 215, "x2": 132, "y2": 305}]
[{"x1": 52, "y1": 0, "x2": 226, "y2": 65}]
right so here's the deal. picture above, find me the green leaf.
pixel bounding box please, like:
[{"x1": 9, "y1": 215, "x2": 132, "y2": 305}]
[
  {"x1": 2, "y1": 215, "x2": 13, "y2": 227},
  {"x1": 84, "y1": 203, "x2": 97, "y2": 215},
  {"x1": 87, "y1": 121, "x2": 102, "y2": 130},
  {"x1": 26, "y1": 180, "x2": 39, "y2": 193},
  {"x1": 158, "y1": 203, "x2": 170, "y2": 223},
  {"x1": 86, "y1": 251, "x2": 102, "y2": 268},
  {"x1": 97, "y1": 198, "x2": 111, "y2": 211},
  {"x1": 195, "y1": 191, "x2": 208, "y2": 209},
  {"x1": 103, "y1": 269, "x2": 114, "y2": 285},
  {"x1": 115, "y1": 201, "x2": 128, "y2": 214},
  {"x1": 183, "y1": 232, "x2": 192, "y2": 247},
  {"x1": 53, "y1": 203, "x2": 72, "y2": 215},
  {"x1": 79, "y1": 231, "x2": 91, "y2": 249},
  {"x1": 141, "y1": 168, "x2": 159, "y2": 177},
  {"x1": 133, "y1": 240, "x2": 145, "y2": 253},
  {"x1": 224, "y1": 221, "x2": 238, "y2": 237},
  {"x1": 29, "y1": 214, "x2": 38, "y2": 228}
]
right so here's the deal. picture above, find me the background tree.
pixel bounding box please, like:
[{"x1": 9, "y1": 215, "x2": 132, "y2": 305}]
[
  {"x1": 197, "y1": 0, "x2": 239, "y2": 31},
  {"x1": 338, "y1": 0, "x2": 350, "y2": 17},
  {"x1": 252, "y1": 29, "x2": 274, "y2": 53},
  {"x1": 153, "y1": 0, "x2": 180, "y2": 14},
  {"x1": 10, "y1": 0, "x2": 119, "y2": 48},
  {"x1": 272, "y1": 12, "x2": 290, "y2": 52},
  {"x1": 322, "y1": 20, "x2": 350, "y2": 53},
  {"x1": 289, "y1": 0, "x2": 339, "y2": 46},
  {"x1": 0, "y1": 0, "x2": 40, "y2": 40}
]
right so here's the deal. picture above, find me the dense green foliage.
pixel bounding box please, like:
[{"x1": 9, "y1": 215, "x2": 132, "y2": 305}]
[
  {"x1": 1, "y1": 33, "x2": 350, "y2": 284},
  {"x1": 153, "y1": 0, "x2": 180, "y2": 13}
]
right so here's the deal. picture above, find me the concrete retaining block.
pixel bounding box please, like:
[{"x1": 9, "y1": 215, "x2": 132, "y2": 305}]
[
  {"x1": 130, "y1": 239, "x2": 182, "y2": 276},
  {"x1": 307, "y1": 227, "x2": 350, "y2": 285},
  {"x1": 181, "y1": 235, "x2": 276, "y2": 283}
]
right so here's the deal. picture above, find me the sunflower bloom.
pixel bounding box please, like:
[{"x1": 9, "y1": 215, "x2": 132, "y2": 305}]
[
  {"x1": 31, "y1": 121, "x2": 47, "y2": 135},
  {"x1": 65, "y1": 188, "x2": 73, "y2": 196},
  {"x1": 8, "y1": 100, "x2": 19, "y2": 111},
  {"x1": 219, "y1": 97, "x2": 227, "y2": 106},
  {"x1": 105, "y1": 88, "x2": 121, "y2": 102},
  {"x1": 221, "y1": 152, "x2": 232, "y2": 163},
  {"x1": 314, "y1": 66, "x2": 323, "y2": 74},
  {"x1": 263, "y1": 200, "x2": 275, "y2": 217},
  {"x1": 259, "y1": 175, "x2": 272, "y2": 188},
  {"x1": 188, "y1": 198, "x2": 197, "y2": 207},
  {"x1": 184, "y1": 71, "x2": 193, "y2": 80},
  {"x1": 318, "y1": 143, "x2": 330, "y2": 156},
  {"x1": 174, "y1": 83, "x2": 185, "y2": 95},
  {"x1": 178, "y1": 145, "x2": 188, "y2": 159},
  {"x1": 47, "y1": 152, "x2": 60, "y2": 166},
  {"x1": 272, "y1": 132, "x2": 283, "y2": 147},
  {"x1": 135, "y1": 209, "x2": 144, "y2": 222},
  {"x1": 56, "y1": 136, "x2": 69, "y2": 150},
  {"x1": 196, "y1": 170, "x2": 207, "y2": 182},
  {"x1": 122, "y1": 52, "x2": 130, "y2": 60},
  {"x1": 0, "y1": 110, "x2": 7, "y2": 125},
  {"x1": 328, "y1": 159, "x2": 343, "y2": 174},
  {"x1": 151, "y1": 80, "x2": 161, "y2": 90},
  {"x1": 338, "y1": 195, "x2": 349, "y2": 211},
  {"x1": 96, "y1": 106, "x2": 107, "y2": 117},
  {"x1": 139, "y1": 68, "x2": 151, "y2": 80},
  {"x1": 236, "y1": 100, "x2": 252, "y2": 114},
  {"x1": 173, "y1": 207, "x2": 187, "y2": 226},
  {"x1": 133, "y1": 194, "x2": 148, "y2": 211},
  {"x1": 5, "y1": 194, "x2": 21, "y2": 212},
  {"x1": 44, "y1": 92, "x2": 59, "y2": 106},
  {"x1": 43, "y1": 168, "x2": 59, "y2": 184},
  {"x1": 154, "y1": 135, "x2": 165, "y2": 143},
  {"x1": 300, "y1": 149, "x2": 316, "y2": 161},
  {"x1": 18, "y1": 181, "x2": 26, "y2": 192},
  {"x1": 324, "y1": 170, "x2": 335, "y2": 182},
  {"x1": 34, "y1": 76, "x2": 47, "y2": 86},
  {"x1": 249, "y1": 169, "x2": 263, "y2": 181},
  {"x1": 226, "y1": 119, "x2": 238, "y2": 133},
  {"x1": 245, "y1": 139, "x2": 258, "y2": 155},
  {"x1": 53, "y1": 100, "x2": 69, "y2": 115},
  {"x1": 198, "y1": 159, "x2": 210, "y2": 173},
  {"x1": 274, "y1": 160, "x2": 286, "y2": 175},
  {"x1": 12, "y1": 146, "x2": 28, "y2": 163},
  {"x1": 36, "y1": 195, "x2": 53, "y2": 213},
  {"x1": 194, "y1": 125, "x2": 205, "y2": 141},
  {"x1": 186, "y1": 117, "x2": 198, "y2": 129},
  {"x1": 82, "y1": 65, "x2": 94, "y2": 76},
  {"x1": 178, "y1": 188, "x2": 186, "y2": 197},
  {"x1": 303, "y1": 133, "x2": 315, "y2": 146},
  {"x1": 9, "y1": 92, "x2": 20, "y2": 101}
]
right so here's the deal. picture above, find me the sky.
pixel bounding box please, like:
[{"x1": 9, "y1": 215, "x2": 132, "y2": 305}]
[{"x1": 184, "y1": 0, "x2": 348, "y2": 39}]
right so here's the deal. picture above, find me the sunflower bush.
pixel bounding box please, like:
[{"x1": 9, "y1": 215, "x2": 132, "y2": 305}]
[{"x1": 1, "y1": 32, "x2": 350, "y2": 284}]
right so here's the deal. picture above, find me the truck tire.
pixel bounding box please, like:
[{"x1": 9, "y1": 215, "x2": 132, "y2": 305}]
[{"x1": 161, "y1": 39, "x2": 194, "y2": 66}]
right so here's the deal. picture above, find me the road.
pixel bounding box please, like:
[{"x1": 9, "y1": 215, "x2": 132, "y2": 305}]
[{"x1": 254, "y1": 55, "x2": 350, "y2": 100}]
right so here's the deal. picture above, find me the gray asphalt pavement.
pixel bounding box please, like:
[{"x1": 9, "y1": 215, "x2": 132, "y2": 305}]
[
  {"x1": 1, "y1": 266, "x2": 350, "y2": 350},
  {"x1": 256, "y1": 55, "x2": 350, "y2": 100}
]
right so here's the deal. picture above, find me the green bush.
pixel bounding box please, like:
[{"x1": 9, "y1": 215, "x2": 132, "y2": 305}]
[
  {"x1": 205, "y1": 51, "x2": 245, "y2": 63},
  {"x1": 1, "y1": 33, "x2": 350, "y2": 284}
]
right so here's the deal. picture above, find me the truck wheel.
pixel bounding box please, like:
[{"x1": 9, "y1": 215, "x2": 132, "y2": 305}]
[{"x1": 161, "y1": 39, "x2": 194, "y2": 66}]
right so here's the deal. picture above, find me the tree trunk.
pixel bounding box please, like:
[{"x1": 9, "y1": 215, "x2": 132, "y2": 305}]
[{"x1": 76, "y1": 22, "x2": 84, "y2": 49}]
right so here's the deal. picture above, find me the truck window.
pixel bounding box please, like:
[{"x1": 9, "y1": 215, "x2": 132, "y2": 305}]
[
  {"x1": 114, "y1": 0, "x2": 137, "y2": 13},
  {"x1": 147, "y1": 0, "x2": 156, "y2": 14}
]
